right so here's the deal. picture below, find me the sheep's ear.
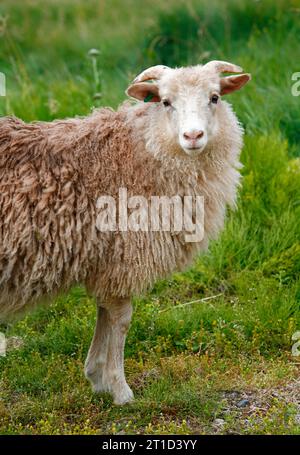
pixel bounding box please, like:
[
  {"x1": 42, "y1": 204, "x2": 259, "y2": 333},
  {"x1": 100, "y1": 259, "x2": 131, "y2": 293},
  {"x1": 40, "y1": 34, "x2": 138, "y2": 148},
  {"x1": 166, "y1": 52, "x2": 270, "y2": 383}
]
[
  {"x1": 220, "y1": 73, "x2": 251, "y2": 95},
  {"x1": 126, "y1": 82, "x2": 161, "y2": 102}
]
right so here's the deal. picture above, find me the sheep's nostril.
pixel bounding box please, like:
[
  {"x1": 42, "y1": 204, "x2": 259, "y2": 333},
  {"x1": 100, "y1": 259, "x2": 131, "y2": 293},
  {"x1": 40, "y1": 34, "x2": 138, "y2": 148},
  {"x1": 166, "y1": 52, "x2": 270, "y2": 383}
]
[{"x1": 183, "y1": 130, "x2": 204, "y2": 141}]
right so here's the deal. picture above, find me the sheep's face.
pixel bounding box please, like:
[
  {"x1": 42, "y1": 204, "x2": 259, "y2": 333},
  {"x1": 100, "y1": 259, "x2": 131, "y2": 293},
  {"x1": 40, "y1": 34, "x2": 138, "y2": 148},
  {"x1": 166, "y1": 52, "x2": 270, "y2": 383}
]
[
  {"x1": 158, "y1": 71, "x2": 221, "y2": 155},
  {"x1": 127, "y1": 62, "x2": 251, "y2": 157}
]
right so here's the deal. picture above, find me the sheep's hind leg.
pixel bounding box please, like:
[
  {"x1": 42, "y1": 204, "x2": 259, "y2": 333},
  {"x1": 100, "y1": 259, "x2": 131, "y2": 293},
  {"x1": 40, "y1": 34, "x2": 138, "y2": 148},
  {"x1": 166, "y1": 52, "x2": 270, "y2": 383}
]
[{"x1": 84, "y1": 297, "x2": 134, "y2": 405}]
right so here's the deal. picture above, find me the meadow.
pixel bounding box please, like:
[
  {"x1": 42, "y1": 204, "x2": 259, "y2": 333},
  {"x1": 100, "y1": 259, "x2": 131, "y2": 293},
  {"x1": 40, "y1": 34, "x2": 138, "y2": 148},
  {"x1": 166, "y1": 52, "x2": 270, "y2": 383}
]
[{"x1": 0, "y1": 0, "x2": 299, "y2": 434}]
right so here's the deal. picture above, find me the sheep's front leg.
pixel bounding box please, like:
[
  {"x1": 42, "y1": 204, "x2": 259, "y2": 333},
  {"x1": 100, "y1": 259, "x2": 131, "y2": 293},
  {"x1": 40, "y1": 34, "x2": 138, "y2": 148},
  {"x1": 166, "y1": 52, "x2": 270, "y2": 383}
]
[
  {"x1": 84, "y1": 305, "x2": 111, "y2": 394},
  {"x1": 84, "y1": 297, "x2": 133, "y2": 405}
]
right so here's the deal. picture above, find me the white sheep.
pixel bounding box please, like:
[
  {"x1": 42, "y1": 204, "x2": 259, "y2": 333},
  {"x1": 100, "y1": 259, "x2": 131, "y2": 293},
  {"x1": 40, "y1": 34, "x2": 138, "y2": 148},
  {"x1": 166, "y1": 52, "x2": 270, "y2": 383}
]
[{"x1": 0, "y1": 61, "x2": 250, "y2": 404}]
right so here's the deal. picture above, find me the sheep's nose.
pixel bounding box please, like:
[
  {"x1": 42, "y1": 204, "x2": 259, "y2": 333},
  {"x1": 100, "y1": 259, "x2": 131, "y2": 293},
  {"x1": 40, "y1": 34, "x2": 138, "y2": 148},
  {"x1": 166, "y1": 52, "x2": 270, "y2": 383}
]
[{"x1": 183, "y1": 130, "x2": 204, "y2": 141}]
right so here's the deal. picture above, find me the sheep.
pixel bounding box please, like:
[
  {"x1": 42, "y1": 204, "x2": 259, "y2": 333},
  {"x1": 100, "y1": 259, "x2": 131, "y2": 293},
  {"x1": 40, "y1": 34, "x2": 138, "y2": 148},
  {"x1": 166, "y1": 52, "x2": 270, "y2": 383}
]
[{"x1": 0, "y1": 60, "x2": 250, "y2": 404}]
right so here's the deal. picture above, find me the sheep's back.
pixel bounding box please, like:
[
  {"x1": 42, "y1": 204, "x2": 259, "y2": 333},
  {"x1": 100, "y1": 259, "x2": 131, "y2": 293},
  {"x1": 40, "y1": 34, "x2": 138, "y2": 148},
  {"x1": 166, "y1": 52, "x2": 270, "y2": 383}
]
[{"x1": 0, "y1": 114, "x2": 106, "y2": 316}]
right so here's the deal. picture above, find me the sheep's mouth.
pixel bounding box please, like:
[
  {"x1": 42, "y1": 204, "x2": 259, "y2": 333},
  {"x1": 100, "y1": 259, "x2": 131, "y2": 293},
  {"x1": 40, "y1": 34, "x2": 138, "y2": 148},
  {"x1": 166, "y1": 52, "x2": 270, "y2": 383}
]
[{"x1": 183, "y1": 145, "x2": 205, "y2": 155}]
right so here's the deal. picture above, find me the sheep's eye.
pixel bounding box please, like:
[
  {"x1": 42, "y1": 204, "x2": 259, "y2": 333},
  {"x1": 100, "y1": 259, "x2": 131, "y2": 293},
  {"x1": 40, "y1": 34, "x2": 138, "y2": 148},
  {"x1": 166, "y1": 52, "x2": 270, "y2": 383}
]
[
  {"x1": 162, "y1": 99, "x2": 171, "y2": 107},
  {"x1": 211, "y1": 94, "x2": 219, "y2": 104}
]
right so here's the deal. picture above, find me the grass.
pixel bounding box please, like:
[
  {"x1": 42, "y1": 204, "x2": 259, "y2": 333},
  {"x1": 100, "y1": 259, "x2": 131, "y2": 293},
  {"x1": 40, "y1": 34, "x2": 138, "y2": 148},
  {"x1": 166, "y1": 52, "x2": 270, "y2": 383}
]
[{"x1": 0, "y1": 0, "x2": 300, "y2": 435}]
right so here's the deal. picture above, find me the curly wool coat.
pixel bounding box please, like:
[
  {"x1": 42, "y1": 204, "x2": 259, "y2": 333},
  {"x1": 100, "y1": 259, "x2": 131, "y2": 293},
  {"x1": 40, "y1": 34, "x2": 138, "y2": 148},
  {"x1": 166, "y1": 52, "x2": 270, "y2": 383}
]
[{"x1": 0, "y1": 99, "x2": 242, "y2": 318}]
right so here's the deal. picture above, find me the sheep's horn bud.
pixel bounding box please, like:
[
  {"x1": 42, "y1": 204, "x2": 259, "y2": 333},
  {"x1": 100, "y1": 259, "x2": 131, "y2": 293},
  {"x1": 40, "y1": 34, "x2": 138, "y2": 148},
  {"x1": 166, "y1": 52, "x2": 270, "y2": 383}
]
[
  {"x1": 132, "y1": 65, "x2": 170, "y2": 83},
  {"x1": 203, "y1": 60, "x2": 243, "y2": 74}
]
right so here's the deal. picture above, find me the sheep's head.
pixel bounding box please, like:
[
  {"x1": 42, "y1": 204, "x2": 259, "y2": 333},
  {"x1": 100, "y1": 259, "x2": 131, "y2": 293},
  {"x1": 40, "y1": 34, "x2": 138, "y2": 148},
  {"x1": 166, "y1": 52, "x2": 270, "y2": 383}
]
[{"x1": 126, "y1": 61, "x2": 251, "y2": 156}]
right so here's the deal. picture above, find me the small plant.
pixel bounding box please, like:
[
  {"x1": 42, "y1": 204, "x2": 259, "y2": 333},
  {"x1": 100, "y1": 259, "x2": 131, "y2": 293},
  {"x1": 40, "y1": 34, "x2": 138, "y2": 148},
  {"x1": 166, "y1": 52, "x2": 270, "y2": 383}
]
[{"x1": 87, "y1": 48, "x2": 102, "y2": 104}]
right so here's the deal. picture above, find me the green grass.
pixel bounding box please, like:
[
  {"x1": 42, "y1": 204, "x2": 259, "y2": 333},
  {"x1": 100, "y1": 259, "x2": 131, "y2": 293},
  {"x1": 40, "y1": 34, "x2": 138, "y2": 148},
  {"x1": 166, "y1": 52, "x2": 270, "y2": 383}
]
[{"x1": 0, "y1": 0, "x2": 300, "y2": 435}]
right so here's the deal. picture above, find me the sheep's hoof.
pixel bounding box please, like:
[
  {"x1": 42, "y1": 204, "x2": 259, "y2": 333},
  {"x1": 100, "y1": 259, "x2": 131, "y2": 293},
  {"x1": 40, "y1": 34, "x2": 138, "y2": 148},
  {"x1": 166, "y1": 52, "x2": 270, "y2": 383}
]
[
  {"x1": 113, "y1": 384, "x2": 134, "y2": 406},
  {"x1": 86, "y1": 369, "x2": 134, "y2": 404}
]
